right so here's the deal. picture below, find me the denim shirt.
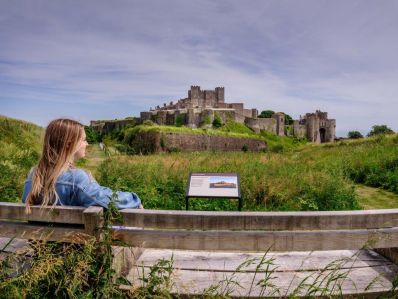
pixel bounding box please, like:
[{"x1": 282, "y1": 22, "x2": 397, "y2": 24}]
[{"x1": 22, "y1": 168, "x2": 141, "y2": 209}]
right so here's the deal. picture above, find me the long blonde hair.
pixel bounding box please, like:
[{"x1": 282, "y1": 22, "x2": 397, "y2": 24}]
[{"x1": 25, "y1": 118, "x2": 84, "y2": 213}]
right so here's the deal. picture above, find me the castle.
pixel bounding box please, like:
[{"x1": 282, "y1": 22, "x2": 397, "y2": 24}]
[{"x1": 138, "y1": 86, "x2": 336, "y2": 143}]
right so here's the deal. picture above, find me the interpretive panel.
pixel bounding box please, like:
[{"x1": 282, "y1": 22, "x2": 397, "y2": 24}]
[{"x1": 187, "y1": 173, "x2": 240, "y2": 198}]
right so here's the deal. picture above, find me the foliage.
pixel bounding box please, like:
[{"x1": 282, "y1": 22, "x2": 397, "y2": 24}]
[
  {"x1": 342, "y1": 135, "x2": 398, "y2": 193},
  {"x1": 0, "y1": 197, "x2": 125, "y2": 298},
  {"x1": 85, "y1": 125, "x2": 104, "y2": 143},
  {"x1": 367, "y1": 124, "x2": 394, "y2": 137},
  {"x1": 143, "y1": 120, "x2": 155, "y2": 126},
  {"x1": 258, "y1": 110, "x2": 275, "y2": 118},
  {"x1": 174, "y1": 114, "x2": 185, "y2": 127},
  {"x1": 284, "y1": 114, "x2": 293, "y2": 125},
  {"x1": 212, "y1": 113, "x2": 222, "y2": 128},
  {"x1": 347, "y1": 131, "x2": 363, "y2": 139},
  {"x1": 201, "y1": 115, "x2": 212, "y2": 126},
  {"x1": 96, "y1": 145, "x2": 359, "y2": 212},
  {"x1": 0, "y1": 116, "x2": 42, "y2": 202}
]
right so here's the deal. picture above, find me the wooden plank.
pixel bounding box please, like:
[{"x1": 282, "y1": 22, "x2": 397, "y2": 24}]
[
  {"x1": 0, "y1": 202, "x2": 85, "y2": 224},
  {"x1": 0, "y1": 237, "x2": 30, "y2": 253},
  {"x1": 0, "y1": 221, "x2": 87, "y2": 243},
  {"x1": 135, "y1": 249, "x2": 392, "y2": 272},
  {"x1": 375, "y1": 248, "x2": 398, "y2": 265},
  {"x1": 83, "y1": 206, "x2": 104, "y2": 239},
  {"x1": 128, "y1": 265, "x2": 398, "y2": 297},
  {"x1": 0, "y1": 202, "x2": 26, "y2": 221},
  {"x1": 28, "y1": 205, "x2": 85, "y2": 224},
  {"x1": 119, "y1": 209, "x2": 398, "y2": 231},
  {"x1": 113, "y1": 227, "x2": 398, "y2": 251}
]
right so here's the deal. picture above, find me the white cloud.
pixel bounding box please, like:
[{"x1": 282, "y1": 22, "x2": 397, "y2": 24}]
[{"x1": 1, "y1": 0, "x2": 398, "y2": 136}]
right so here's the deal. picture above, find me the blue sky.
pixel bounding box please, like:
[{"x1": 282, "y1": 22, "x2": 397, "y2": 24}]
[{"x1": 1, "y1": 0, "x2": 397, "y2": 137}]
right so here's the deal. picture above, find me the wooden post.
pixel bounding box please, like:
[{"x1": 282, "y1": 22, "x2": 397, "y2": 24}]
[{"x1": 83, "y1": 206, "x2": 104, "y2": 240}]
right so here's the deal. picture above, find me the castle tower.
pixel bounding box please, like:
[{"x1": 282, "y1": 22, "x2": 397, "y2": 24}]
[
  {"x1": 273, "y1": 112, "x2": 285, "y2": 136},
  {"x1": 215, "y1": 87, "x2": 225, "y2": 103}
]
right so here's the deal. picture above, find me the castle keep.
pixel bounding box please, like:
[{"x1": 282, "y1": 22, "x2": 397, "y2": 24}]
[{"x1": 138, "y1": 86, "x2": 336, "y2": 143}]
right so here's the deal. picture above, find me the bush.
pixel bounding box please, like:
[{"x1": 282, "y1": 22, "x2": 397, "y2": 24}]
[
  {"x1": 285, "y1": 114, "x2": 293, "y2": 125},
  {"x1": 258, "y1": 110, "x2": 274, "y2": 118},
  {"x1": 143, "y1": 120, "x2": 155, "y2": 126},
  {"x1": 367, "y1": 124, "x2": 394, "y2": 137},
  {"x1": 347, "y1": 131, "x2": 363, "y2": 139},
  {"x1": 212, "y1": 113, "x2": 222, "y2": 128},
  {"x1": 175, "y1": 114, "x2": 185, "y2": 127}
]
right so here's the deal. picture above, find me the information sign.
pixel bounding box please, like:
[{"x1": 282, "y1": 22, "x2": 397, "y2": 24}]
[{"x1": 186, "y1": 173, "x2": 241, "y2": 210}]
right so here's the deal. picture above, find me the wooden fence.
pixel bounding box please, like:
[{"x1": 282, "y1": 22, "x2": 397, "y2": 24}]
[{"x1": 2, "y1": 202, "x2": 398, "y2": 252}]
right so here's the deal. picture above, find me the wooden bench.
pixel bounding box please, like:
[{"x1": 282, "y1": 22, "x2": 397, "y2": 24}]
[{"x1": 1, "y1": 202, "x2": 398, "y2": 297}]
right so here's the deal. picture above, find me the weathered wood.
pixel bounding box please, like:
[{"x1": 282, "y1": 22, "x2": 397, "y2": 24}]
[
  {"x1": 127, "y1": 249, "x2": 398, "y2": 297},
  {"x1": 83, "y1": 206, "x2": 104, "y2": 239},
  {"x1": 135, "y1": 249, "x2": 391, "y2": 272},
  {"x1": 119, "y1": 208, "x2": 398, "y2": 231},
  {"x1": 0, "y1": 203, "x2": 27, "y2": 221},
  {"x1": 0, "y1": 237, "x2": 30, "y2": 253},
  {"x1": 28, "y1": 205, "x2": 85, "y2": 224},
  {"x1": 375, "y1": 248, "x2": 398, "y2": 265},
  {"x1": 129, "y1": 264, "x2": 398, "y2": 297},
  {"x1": 0, "y1": 202, "x2": 85, "y2": 224},
  {"x1": 112, "y1": 246, "x2": 145, "y2": 280},
  {"x1": 113, "y1": 227, "x2": 398, "y2": 251},
  {"x1": 0, "y1": 221, "x2": 86, "y2": 243}
]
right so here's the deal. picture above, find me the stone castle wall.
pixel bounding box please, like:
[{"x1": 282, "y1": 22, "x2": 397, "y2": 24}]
[
  {"x1": 129, "y1": 131, "x2": 267, "y2": 153},
  {"x1": 92, "y1": 87, "x2": 336, "y2": 145}
]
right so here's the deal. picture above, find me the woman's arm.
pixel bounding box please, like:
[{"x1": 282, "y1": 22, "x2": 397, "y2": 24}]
[{"x1": 74, "y1": 169, "x2": 141, "y2": 209}]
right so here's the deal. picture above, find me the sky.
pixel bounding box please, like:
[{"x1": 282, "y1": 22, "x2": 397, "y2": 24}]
[{"x1": 1, "y1": 0, "x2": 397, "y2": 137}]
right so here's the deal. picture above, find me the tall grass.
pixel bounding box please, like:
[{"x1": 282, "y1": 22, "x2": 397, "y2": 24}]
[
  {"x1": 0, "y1": 116, "x2": 42, "y2": 202},
  {"x1": 96, "y1": 149, "x2": 359, "y2": 211}
]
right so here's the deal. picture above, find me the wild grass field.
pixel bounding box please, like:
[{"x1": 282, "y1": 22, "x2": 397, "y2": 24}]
[{"x1": 1, "y1": 116, "x2": 398, "y2": 211}]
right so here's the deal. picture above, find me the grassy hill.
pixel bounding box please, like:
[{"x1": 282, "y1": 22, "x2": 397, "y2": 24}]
[{"x1": 0, "y1": 116, "x2": 43, "y2": 202}]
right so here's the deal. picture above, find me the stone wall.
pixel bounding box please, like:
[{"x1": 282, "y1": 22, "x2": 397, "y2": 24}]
[
  {"x1": 293, "y1": 121, "x2": 306, "y2": 138},
  {"x1": 130, "y1": 131, "x2": 267, "y2": 153},
  {"x1": 91, "y1": 119, "x2": 136, "y2": 134}
]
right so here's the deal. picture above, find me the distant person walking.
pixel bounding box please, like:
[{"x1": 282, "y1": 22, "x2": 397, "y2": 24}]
[{"x1": 22, "y1": 118, "x2": 142, "y2": 213}]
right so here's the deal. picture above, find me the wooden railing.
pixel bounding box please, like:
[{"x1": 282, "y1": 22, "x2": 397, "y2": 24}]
[{"x1": 1, "y1": 202, "x2": 398, "y2": 252}]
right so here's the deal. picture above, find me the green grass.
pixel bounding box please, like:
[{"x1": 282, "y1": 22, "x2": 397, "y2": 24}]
[
  {"x1": 125, "y1": 123, "x2": 265, "y2": 140},
  {"x1": 0, "y1": 116, "x2": 43, "y2": 202},
  {"x1": 1, "y1": 115, "x2": 398, "y2": 212},
  {"x1": 356, "y1": 184, "x2": 398, "y2": 209}
]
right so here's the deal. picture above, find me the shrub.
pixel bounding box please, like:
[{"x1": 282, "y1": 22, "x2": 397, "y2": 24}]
[
  {"x1": 285, "y1": 114, "x2": 293, "y2": 125},
  {"x1": 212, "y1": 113, "x2": 222, "y2": 128},
  {"x1": 347, "y1": 131, "x2": 363, "y2": 139},
  {"x1": 175, "y1": 114, "x2": 185, "y2": 127},
  {"x1": 367, "y1": 124, "x2": 394, "y2": 137},
  {"x1": 258, "y1": 110, "x2": 274, "y2": 118},
  {"x1": 143, "y1": 120, "x2": 155, "y2": 126}
]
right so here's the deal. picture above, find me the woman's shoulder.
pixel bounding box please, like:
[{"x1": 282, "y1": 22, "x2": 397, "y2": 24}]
[{"x1": 59, "y1": 168, "x2": 92, "y2": 184}]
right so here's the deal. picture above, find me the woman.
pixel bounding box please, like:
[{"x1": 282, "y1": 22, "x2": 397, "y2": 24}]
[{"x1": 23, "y1": 118, "x2": 142, "y2": 213}]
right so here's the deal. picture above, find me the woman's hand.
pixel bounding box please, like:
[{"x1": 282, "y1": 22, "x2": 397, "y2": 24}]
[{"x1": 139, "y1": 204, "x2": 144, "y2": 209}]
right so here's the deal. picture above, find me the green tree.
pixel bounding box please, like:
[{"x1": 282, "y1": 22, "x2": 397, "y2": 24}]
[
  {"x1": 367, "y1": 125, "x2": 394, "y2": 137},
  {"x1": 212, "y1": 113, "x2": 222, "y2": 128},
  {"x1": 258, "y1": 110, "x2": 274, "y2": 118},
  {"x1": 285, "y1": 114, "x2": 293, "y2": 125},
  {"x1": 175, "y1": 115, "x2": 185, "y2": 127},
  {"x1": 84, "y1": 126, "x2": 99, "y2": 143},
  {"x1": 347, "y1": 131, "x2": 363, "y2": 139}
]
